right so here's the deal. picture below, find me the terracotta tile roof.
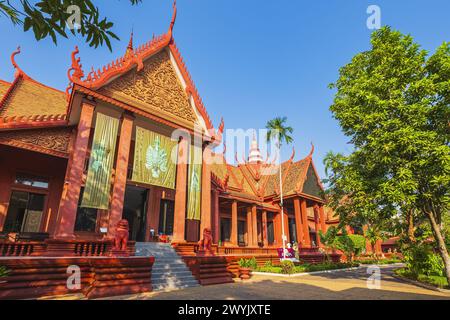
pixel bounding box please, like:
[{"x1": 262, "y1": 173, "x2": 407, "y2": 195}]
[
  {"x1": 283, "y1": 160, "x2": 309, "y2": 196},
  {"x1": 0, "y1": 80, "x2": 11, "y2": 100},
  {"x1": 0, "y1": 77, "x2": 67, "y2": 118},
  {"x1": 210, "y1": 153, "x2": 228, "y2": 181},
  {"x1": 211, "y1": 152, "x2": 324, "y2": 203}
]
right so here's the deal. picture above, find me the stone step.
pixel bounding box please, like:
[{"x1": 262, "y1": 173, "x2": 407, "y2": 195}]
[
  {"x1": 152, "y1": 276, "x2": 197, "y2": 286},
  {"x1": 152, "y1": 270, "x2": 194, "y2": 278},
  {"x1": 154, "y1": 258, "x2": 185, "y2": 264},
  {"x1": 153, "y1": 280, "x2": 198, "y2": 287},
  {"x1": 152, "y1": 265, "x2": 190, "y2": 271},
  {"x1": 135, "y1": 242, "x2": 200, "y2": 292},
  {"x1": 153, "y1": 282, "x2": 200, "y2": 292}
]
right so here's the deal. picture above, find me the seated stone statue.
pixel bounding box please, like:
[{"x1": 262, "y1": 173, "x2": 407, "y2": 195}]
[
  {"x1": 197, "y1": 228, "x2": 213, "y2": 252},
  {"x1": 113, "y1": 219, "x2": 129, "y2": 252}
]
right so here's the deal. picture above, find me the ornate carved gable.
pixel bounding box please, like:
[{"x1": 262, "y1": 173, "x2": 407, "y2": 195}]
[
  {"x1": 0, "y1": 127, "x2": 72, "y2": 158},
  {"x1": 99, "y1": 49, "x2": 198, "y2": 128}
]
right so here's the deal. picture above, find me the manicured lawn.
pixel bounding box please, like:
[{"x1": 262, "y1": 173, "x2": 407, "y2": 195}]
[
  {"x1": 395, "y1": 268, "x2": 449, "y2": 289},
  {"x1": 255, "y1": 262, "x2": 358, "y2": 274}
]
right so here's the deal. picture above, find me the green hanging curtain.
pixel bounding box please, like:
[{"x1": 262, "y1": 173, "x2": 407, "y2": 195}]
[
  {"x1": 132, "y1": 126, "x2": 177, "y2": 189},
  {"x1": 187, "y1": 144, "x2": 203, "y2": 220},
  {"x1": 81, "y1": 113, "x2": 119, "y2": 210}
]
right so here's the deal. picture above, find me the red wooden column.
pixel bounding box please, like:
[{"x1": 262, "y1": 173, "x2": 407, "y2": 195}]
[
  {"x1": 230, "y1": 200, "x2": 238, "y2": 246},
  {"x1": 283, "y1": 211, "x2": 290, "y2": 244},
  {"x1": 262, "y1": 210, "x2": 268, "y2": 247},
  {"x1": 313, "y1": 205, "x2": 321, "y2": 247},
  {"x1": 212, "y1": 189, "x2": 220, "y2": 244},
  {"x1": 293, "y1": 198, "x2": 304, "y2": 246},
  {"x1": 246, "y1": 207, "x2": 253, "y2": 247},
  {"x1": 108, "y1": 113, "x2": 134, "y2": 237},
  {"x1": 251, "y1": 205, "x2": 258, "y2": 246},
  {"x1": 273, "y1": 211, "x2": 282, "y2": 246},
  {"x1": 300, "y1": 199, "x2": 311, "y2": 247},
  {"x1": 363, "y1": 225, "x2": 373, "y2": 254},
  {"x1": 200, "y1": 147, "x2": 212, "y2": 234},
  {"x1": 0, "y1": 167, "x2": 12, "y2": 232},
  {"x1": 319, "y1": 205, "x2": 326, "y2": 233},
  {"x1": 172, "y1": 137, "x2": 188, "y2": 243},
  {"x1": 375, "y1": 239, "x2": 383, "y2": 255},
  {"x1": 55, "y1": 101, "x2": 95, "y2": 238}
]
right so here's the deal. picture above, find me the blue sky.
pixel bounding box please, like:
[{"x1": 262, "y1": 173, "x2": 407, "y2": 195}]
[{"x1": 0, "y1": 0, "x2": 449, "y2": 179}]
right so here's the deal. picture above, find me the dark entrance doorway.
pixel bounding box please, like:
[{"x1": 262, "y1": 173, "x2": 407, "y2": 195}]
[
  {"x1": 159, "y1": 199, "x2": 174, "y2": 236},
  {"x1": 123, "y1": 185, "x2": 148, "y2": 242}
]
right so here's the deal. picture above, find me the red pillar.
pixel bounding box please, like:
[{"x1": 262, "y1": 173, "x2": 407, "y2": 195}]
[
  {"x1": 262, "y1": 210, "x2": 268, "y2": 247},
  {"x1": 273, "y1": 211, "x2": 282, "y2": 246},
  {"x1": 246, "y1": 207, "x2": 253, "y2": 247},
  {"x1": 300, "y1": 199, "x2": 311, "y2": 247},
  {"x1": 375, "y1": 239, "x2": 383, "y2": 255},
  {"x1": 319, "y1": 205, "x2": 326, "y2": 233},
  {"x1": 212, "y1": 189, "x2": 220, "y2": 244},
  {"x1": 293, "y1": 198, "x2": 304, "y2": 246},
  {"x1": 230, "y1": 200, "x2": 238, "y2": 246},
  {"x1": 283, "y1": 211, "x2": 290, "y2": 244},
  {"x1": 55, "y1": 101, "x2": 95, "y2": 238},
  {"x1": 314, "y1": 205, "x2": 321, "y2": 247},
  {"x1": 200, "y1": 147, "x2": 212, "y2": 234},
  {"x1": 252, "y1": 205, "x2": 258, "y2": 246},
  {"x1": 172, "y1": 137, "x2": 188, "y2": 243},
  {"x1": 108, "y1": 113, "x2": 133, "y2": 237}
]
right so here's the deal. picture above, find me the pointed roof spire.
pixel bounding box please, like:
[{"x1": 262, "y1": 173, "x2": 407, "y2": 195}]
[
  {"x1": 125, "y1": 29, "x2": 134, "y2": 57},
  {"x1": 248, "y1": 131, "x2": 263, "y2": 164}
]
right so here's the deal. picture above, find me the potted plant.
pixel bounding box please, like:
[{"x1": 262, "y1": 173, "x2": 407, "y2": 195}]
[{"x1": 238, "y1": 258, "x2": 256, "y2": 280}]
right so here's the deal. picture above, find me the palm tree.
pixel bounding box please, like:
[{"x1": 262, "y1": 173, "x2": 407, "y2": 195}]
[{"x1": 266, "y1": 117, "x2": 294, "y2": 260}]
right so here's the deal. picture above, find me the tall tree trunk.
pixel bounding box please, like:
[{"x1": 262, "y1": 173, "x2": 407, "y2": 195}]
[
  {"x1": 407, "y1": 209, "x2": 415, "y2": 243},
  {"x1": 425, "y1": 210, "x2": 450, "y2": 287}
]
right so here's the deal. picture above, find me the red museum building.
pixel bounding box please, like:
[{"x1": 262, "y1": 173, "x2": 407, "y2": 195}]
[{"x1": 0, "y1": 4, "x2": 339, "y2": 258}]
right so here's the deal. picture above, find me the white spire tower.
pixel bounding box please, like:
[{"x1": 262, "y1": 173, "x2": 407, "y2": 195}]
[{"x1": 248, "y1": 132, "x2": 263, "y2": 164}]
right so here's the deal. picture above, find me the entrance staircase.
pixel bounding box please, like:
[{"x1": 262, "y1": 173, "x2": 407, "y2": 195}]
[{"x1": 135, "y1": 242, "x2": 200, "y2": 292}]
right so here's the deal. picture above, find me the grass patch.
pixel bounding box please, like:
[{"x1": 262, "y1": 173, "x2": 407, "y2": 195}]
[
  {"x1": 395, "y1": 268, "x2": 449, "y2": 289},
  {"x1": 358, "y1": 258, "x2": 403, "y2": 265},
  {"x1": 255, "y1": 262, "x2": 358, "y2": 274}
]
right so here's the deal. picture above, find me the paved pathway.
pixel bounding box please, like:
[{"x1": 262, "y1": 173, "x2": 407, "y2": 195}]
[{"x1": 106, "y1": 265, "x2": 450, "y2": 300}]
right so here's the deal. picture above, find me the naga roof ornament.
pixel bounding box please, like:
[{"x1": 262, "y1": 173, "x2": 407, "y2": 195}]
[
  {"x1": 307, "y1": 142, "x2": 315, "y2": 158},
  {"x1": 11, "y1": 47, "x2": 30, "y2": 80}
]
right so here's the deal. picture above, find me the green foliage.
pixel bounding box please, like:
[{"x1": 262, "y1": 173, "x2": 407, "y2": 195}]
[
  {"x1": 358, "y1": 258, "x2": 403, "y2": 265},
  {"x1": 280, "y1": 260, "x2": 295, "y2": 274},
  {"x1": 403, "y1": 244, "x2": 444, "y2": 277},
  {"x1": 320, "y1": 227, "x2": 366, "y2": 260},
  {"x1": 0, "y1": 266, "x2": 9, "y2": 278},
  {"x1": 264, "y1": 260, "x2": 274, "y2": 268},
  {"x1": 265, "y1": 117, "x2": 294, "y2": 146},
  {"x1": 396, "y1": 268, "x2": 449, "y2": 289},
  {"x1": 238, "y1": 257, "x2": 257, "y2": 270},
  {"x1": 0, "y1": 0, "x2": 142, "y2": 51},
  {"x1": 348, "y1": 234, "x2": 366, "y2": 255},
  {"x1": 256, "y1": 262, "x2": 357, "y2": 274},
  {"x1": 325, "y1": 26, "x2": 450, "y2": 281}
]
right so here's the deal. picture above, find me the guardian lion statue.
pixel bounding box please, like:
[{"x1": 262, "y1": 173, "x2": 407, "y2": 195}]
[
  {"x1": 198, "y1": 228, "x2": 213, "y2": 252},
  {"x1": 113, "y1": 219, "x2": 129, "y2": 251}
]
